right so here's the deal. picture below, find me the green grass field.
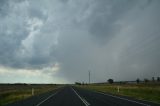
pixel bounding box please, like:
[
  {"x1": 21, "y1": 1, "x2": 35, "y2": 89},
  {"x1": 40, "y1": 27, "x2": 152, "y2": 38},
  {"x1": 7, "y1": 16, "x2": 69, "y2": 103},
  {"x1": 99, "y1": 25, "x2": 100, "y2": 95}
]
[
  {"x1": 0, "y1": 84, "x2": 62, "y2": 106},
  {"x1": 77, "y1": 82, "x2": 160, "y2": 104}
]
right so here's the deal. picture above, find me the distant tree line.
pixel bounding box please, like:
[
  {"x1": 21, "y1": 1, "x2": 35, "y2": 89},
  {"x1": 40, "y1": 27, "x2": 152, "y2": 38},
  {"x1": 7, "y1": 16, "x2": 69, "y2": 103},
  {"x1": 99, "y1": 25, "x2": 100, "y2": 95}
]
[
  {"x1": 106, "y1": 76, "x2": 160, "y2": 84},
  {"x1": 107, "y1": 77, "x2": 160, "y2": 84},
  {"x1": 75, "y1": 76, "x2": 160, "y2": 85},
  {"x1": 136, "y1": 77, "x2": 160, "y2": 84},
  {"x1": 75, "y1": 82, "x2": 88, "y2": 85}
]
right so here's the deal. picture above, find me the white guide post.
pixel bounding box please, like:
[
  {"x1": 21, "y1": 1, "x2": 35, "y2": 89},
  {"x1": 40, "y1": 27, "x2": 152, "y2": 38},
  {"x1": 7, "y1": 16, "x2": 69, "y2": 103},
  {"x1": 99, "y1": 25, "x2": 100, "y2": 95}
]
[
  {"x1": 32, "y1": 88, "x2": 34, "y2": 96},
  {"x1": 117, "y1": 86, "x2": 120, "y2": 93}
]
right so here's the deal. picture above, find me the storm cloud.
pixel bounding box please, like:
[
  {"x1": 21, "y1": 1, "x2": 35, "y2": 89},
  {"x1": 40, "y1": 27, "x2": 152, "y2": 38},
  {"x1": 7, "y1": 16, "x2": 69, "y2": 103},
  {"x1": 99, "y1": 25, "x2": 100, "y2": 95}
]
[{"x1": 0, "y1": 0, "x2": 160, "y2": 83}]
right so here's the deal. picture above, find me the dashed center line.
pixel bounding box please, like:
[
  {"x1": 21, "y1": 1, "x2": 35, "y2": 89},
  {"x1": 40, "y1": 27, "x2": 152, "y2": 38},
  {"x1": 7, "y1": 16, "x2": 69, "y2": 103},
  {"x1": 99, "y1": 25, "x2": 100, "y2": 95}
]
[{"x1": 71, "y1": 87, "x2": 90, "y2": 106}]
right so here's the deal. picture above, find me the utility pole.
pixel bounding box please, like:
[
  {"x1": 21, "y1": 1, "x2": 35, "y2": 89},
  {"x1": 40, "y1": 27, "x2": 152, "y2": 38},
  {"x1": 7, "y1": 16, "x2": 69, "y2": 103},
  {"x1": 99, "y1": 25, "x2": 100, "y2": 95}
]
[{"x1": 89, "y1": 70, "x2": 90, "y2": 84}]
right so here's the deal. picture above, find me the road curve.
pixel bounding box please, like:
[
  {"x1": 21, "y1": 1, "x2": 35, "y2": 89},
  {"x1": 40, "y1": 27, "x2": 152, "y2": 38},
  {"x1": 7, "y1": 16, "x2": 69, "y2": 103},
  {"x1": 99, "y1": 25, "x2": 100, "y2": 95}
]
[{"x1": 6, "y1": 86, "x2": 159, "y2": 106}]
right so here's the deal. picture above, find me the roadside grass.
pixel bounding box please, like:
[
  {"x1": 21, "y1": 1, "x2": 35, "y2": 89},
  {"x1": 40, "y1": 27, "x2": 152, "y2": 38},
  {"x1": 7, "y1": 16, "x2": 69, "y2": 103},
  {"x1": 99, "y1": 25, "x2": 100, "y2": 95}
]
[
  {"x1": 0, "y1": 84, "x2": 62, "y2": 106},
  {"x1": 77, "y1": 83, "x2": 160, "y2": 104}
]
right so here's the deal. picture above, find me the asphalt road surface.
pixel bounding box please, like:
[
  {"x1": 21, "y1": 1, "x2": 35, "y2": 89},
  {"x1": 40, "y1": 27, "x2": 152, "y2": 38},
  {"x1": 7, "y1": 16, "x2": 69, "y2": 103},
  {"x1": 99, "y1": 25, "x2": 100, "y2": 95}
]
[{"x1": 6, "y1": 86, "x2": 159, "y2": 106}]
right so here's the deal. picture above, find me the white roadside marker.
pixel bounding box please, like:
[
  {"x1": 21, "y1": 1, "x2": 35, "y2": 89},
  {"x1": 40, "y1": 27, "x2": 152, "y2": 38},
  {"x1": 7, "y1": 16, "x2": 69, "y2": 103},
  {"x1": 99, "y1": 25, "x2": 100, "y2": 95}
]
[
  {"x1": 32, "y1": 88, "x2": 34, "y2": 96},
  {"x1": 117, "y1": 86, "x2": 119, "y2": 93}
]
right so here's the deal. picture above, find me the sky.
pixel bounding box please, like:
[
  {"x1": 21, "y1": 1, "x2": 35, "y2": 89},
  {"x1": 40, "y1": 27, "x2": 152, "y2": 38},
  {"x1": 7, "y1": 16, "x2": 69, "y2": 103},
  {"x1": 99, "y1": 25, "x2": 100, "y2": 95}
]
[{"x1": 0, "y1": 0, "x2": 160, "y2": 84}]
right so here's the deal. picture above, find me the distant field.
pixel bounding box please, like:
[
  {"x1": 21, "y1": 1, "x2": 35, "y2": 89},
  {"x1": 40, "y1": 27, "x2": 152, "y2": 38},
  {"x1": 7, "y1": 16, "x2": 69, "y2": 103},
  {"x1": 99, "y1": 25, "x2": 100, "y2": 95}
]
[
  {"x1": 77, "y1": 82, "x2": 160, "y2": 104},
  {"x1": 0, "y1": 84, "x2": 62, "y2": 106}
]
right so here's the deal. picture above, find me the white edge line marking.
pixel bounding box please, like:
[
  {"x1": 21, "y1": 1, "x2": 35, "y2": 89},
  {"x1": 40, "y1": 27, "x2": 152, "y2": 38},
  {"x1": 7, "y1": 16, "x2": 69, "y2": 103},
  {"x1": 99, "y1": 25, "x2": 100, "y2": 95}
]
[
  {"x1": 96, "y1": 91, "x2": 150, "y2": 106},
  {"x1": 35, "y1": 91, "x2": 58, "y2": 106},
  {"x1": 71, "y1": 87, "x2": 90, "y2": 106},
  {"x1": 136, "y1": 98, "x2": 160, "y2": 105}
]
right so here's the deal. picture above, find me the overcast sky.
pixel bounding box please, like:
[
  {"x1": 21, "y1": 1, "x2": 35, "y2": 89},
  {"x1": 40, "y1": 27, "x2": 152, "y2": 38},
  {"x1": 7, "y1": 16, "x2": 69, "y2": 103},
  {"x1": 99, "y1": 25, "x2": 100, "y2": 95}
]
[{"x1": 0, "y1": 0, "x2": 160, "y2": 84}]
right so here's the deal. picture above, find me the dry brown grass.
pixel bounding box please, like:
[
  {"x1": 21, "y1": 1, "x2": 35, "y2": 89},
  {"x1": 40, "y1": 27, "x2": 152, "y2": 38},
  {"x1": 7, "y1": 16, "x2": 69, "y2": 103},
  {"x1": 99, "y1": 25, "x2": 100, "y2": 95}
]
[
  {"x1": 0, "y1": 84, "x2": 62, "y2": 106},
  {"x1": 77, "y1": 82, "x2": 160, "y2": 104}
]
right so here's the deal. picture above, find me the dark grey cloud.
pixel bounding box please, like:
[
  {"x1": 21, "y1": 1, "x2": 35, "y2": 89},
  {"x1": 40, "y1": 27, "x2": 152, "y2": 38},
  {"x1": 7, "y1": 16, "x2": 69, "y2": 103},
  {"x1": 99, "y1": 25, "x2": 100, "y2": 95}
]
[
  {"x1": 0, "y1": 0, "x2": 160, "y2": 83},
  {"x1": 0, "y1": 1, "x2": 29, "y2": 68},
  {"x1": 0, "y1": 0, "x2": 9, "y2": 17},
  {"x1": 87, "y1": 1, "x2": 137, "y2": 43}
]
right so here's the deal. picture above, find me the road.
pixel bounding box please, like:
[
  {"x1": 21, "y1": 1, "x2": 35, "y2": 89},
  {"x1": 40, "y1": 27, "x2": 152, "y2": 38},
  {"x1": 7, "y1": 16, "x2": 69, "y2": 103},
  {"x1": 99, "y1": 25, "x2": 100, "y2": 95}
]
[{"x1": 6, "y1": 86, "x2": 159, "y2": 106}]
